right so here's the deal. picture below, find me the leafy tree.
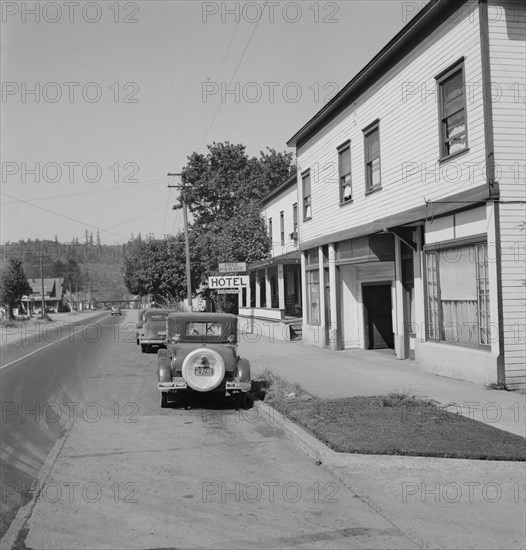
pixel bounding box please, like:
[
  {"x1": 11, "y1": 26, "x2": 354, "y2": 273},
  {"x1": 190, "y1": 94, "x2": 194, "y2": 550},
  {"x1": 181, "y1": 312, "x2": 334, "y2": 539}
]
[
  {"x1": 182, "y1": 142, "x2": 294, "y2": 230},
  {"x1": 180, "y1": 142, "x2": 293, "y2": 304},
  {"x1": 0, "y1": 259, "x2": 32, "y2": 319},
  {"x1": 123, "y1": 234, "x2": 201, "y2": 301}
]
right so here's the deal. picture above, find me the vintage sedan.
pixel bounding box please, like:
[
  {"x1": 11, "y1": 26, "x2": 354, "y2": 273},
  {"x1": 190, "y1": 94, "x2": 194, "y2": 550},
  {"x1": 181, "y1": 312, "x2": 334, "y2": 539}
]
[
  {"x1": 139, "y1": 309, "x2": 175, "y2": 353},
  {"x1": 136, "y1": 307, "x2": 151, "y2": 345},
  {"x1": 157, "y1": 312, "x2": 251, "y2": 408}
]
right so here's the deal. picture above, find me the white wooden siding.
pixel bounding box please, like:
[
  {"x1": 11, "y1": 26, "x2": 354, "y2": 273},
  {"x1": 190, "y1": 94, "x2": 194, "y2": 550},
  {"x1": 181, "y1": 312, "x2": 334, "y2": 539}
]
[
  {"x1": 261, "y1": 185, "x2": 299, "y2": 259},
  {"x1": 488, "y1": 0, "x2": 526, "y2": 387},
  {"x1": 296, "y1": 0, "x2": 485, "y2": 244}
]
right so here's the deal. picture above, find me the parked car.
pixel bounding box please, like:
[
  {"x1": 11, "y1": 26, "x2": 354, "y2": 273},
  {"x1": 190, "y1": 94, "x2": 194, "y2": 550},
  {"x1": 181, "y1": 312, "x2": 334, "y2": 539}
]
[
  {"x1": 111, "y1": 305, "x2": 121, "y2": 316},
  {"x1": 140, "y1": 309, "x2": 176, "y2": 353},
  {"x1": 136, "y1": 308, "x2": 151, "y2": 345},
  {"x1": 157, "y1": 312, "x2": 251, "y2": 408}
]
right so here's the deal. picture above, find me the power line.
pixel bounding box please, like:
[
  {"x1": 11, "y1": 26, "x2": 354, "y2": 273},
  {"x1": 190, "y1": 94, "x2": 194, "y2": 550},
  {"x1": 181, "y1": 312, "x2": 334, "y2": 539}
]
[
  {"x1": 1, "y1": 178, "x2": 167, "y2": 205},
  {"x1": 1, "y1": 192, "x2": 127, "y2": 239},
  {"x1": 197, "y1": 3, "x2": 267, "y2": 151}
]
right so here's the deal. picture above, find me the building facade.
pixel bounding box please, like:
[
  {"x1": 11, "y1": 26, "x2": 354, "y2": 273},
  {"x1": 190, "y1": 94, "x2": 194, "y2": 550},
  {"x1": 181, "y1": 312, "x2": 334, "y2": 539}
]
[
  {"x1": 238, "y1": 175, "x2": 303, "y2": 341},
  {"x1": 286, "y1": 0, "x2": 525, "y2": 387}
]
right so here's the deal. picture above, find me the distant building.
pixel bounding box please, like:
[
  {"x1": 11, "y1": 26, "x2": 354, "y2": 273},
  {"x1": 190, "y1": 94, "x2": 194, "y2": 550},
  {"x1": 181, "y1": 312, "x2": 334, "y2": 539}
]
[{"x1": 24, "y1": 278, "x2": 65, "y2": 313}]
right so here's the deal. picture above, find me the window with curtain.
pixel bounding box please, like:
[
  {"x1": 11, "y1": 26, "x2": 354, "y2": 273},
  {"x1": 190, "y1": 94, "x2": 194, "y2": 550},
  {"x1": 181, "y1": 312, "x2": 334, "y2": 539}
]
[
  {"x1": 338, "y1": 142, "x2": 352, "y2": 203},
  {"x1": 302, "y1": 170, "x2": 312, "y2": 220},
  {"x1": 306, "y1": 269, "x2": 320, "y2": 325},
  {"x1": 425, "y1": 243, "x2": 490, "y2": 346},
  {"x1": 364, "y1": 122, "x2": 381, "y2": 192},
  {"x1": 437, "y1": 61, "x2": 468, "y2": 158}
]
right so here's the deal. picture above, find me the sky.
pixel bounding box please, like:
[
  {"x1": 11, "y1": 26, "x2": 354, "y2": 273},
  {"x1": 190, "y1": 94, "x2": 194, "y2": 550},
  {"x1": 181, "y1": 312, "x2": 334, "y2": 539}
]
[{"x1": 1, "y1": 0, "x2": 426, "y2": 245}]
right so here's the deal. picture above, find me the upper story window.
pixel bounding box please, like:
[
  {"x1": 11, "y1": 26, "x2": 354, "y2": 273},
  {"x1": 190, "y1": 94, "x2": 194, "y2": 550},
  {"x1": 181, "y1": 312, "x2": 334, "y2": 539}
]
[
  {"x1": 302, "y1": 170, "x2": 312, "y2": 220},
  {"x1": 280, "y1": 211, "x2": 285, "y2": 246},
  {"x1": 363, "y1": 121, "x2": 381, "y2": 193},
  {"x1": 436, "y1": 60, "x2": 468, "y2": 159},
  {"x1": 268, "y1": 217, "x2": 273, "y2": 242},
  {"x1": 292, "y1": 203, "x2": 298, "y2": 244},
  {"x1": 338, "y1": 141, "x2": 352, "y2": 203}
]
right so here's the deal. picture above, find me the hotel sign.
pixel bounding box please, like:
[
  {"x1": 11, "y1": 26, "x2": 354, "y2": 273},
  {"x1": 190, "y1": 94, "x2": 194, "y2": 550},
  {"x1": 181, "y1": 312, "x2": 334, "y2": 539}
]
[{"x1": 208, "y1": 276, "x2": 249, "y2": 289}]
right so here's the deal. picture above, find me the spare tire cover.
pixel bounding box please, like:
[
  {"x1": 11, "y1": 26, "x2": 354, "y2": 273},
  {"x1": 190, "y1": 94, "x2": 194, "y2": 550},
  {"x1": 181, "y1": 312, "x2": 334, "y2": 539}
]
[{"x1": 181, "y1": 348, "x2": 226, "y2": 392}]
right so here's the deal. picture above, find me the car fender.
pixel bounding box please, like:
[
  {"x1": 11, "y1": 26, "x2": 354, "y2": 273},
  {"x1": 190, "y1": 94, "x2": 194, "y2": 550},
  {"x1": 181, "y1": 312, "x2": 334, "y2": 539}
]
[
  {"x1": 237, "y1": 358, "x2": 251, "y2": 383},
  {"x1": 157, "y1": 352, "x2": 172, "y2": 383}
]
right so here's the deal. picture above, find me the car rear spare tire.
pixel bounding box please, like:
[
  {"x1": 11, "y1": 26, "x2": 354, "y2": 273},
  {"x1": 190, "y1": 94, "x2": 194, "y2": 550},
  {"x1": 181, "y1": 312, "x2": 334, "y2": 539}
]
[{"x1": 181, "y1": 348, "x2": 225, "y2": 392}]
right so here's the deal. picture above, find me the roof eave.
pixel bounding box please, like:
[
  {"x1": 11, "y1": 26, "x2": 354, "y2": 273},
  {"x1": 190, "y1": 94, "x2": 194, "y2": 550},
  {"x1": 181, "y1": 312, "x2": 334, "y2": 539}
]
[{"x1": 287, "y1": 0, "x2": 466, "y2": 149}]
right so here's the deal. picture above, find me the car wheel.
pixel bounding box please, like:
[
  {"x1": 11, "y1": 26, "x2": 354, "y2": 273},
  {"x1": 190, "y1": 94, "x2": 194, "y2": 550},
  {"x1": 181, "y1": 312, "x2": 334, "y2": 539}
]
[
  {"x1": 160, "y1": 392, "x2": 168, "y2": 408},
  {"x1": 181, "y1": 348, "x2": 226, "y2": 392},
  {"x1": 141, "y1": 344, "x2": 147, "y2": 353}
]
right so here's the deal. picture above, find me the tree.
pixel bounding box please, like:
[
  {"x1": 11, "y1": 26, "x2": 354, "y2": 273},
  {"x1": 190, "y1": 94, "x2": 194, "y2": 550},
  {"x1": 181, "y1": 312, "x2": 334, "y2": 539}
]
[
  {"x1": 0, "y1": 259, "x2": 32, "y2": 319},
  {"x1": 180, "y1": 142, "x2": 294, "y2": 298},
  {"x1": 182, "y1": 142, "x2": 294, "y2": 230},
  {"x1": 123, "y1": 234, "x2": 201, "y2": 301}
]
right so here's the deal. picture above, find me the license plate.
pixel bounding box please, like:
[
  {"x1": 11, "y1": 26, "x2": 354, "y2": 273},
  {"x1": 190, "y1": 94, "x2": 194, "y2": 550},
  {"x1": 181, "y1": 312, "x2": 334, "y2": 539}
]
[{"x1": 195, "y1": 367, "x2": 214, "y2": 376}]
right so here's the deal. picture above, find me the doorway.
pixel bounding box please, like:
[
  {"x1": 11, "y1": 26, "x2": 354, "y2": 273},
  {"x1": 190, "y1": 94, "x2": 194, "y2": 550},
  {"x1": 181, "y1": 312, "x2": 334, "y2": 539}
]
[{"x1": 362, "y1": 284, "x2": 394, "y2": 350}]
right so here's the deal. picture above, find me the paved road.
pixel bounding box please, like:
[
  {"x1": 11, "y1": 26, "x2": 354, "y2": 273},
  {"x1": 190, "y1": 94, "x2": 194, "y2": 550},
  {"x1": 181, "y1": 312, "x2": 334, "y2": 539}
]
[
  {"x1": 1, "y1": 311, "x2": 417, "y2": 549},
  {"x1": 0, "y1": 311, "x2": 112, "y2": 538}
]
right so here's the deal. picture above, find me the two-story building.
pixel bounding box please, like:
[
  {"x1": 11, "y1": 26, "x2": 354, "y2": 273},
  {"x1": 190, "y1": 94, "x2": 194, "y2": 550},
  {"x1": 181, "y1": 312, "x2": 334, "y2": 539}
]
[
  {"x1": 238, "y1": 174, "x2": 303, "y2": 341},
  {"x1": 286, "y1": 0, "x2": 525, "y2": 388}
]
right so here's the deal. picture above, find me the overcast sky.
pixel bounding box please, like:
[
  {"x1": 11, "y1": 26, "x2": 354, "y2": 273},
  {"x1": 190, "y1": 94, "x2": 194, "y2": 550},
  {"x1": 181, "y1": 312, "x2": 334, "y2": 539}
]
[{"x1": 1, "y1": 0, "x2": 425, "y2": 245}]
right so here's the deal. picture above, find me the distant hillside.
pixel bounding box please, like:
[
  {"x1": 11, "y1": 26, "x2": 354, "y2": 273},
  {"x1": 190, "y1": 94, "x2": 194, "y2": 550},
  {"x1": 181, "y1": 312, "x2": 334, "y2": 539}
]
[{"x1": 0, "y1": 239, "x2": 133, "y2": 302}]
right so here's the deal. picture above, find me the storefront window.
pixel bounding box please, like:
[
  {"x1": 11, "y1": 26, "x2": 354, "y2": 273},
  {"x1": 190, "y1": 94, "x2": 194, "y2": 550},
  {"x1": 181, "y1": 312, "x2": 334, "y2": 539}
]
[
  {"x1": 425, "y1": 243, "x2": 490, "y2": 346},
  {"x1": 306, "y1": 269, "x2": 320, "y2": 325}
]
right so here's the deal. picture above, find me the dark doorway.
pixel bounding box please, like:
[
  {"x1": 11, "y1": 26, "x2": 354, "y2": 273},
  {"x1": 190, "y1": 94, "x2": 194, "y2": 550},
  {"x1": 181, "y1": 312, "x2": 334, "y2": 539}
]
[{"x1": 362, "y1": 284, "x2": 394, "y2": 350}]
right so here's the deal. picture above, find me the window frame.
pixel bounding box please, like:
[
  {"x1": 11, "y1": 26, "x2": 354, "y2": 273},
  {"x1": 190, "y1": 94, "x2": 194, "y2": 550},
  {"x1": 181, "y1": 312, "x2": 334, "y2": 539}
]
[
  {"x1": 306, "y1": 268, "x2": 320, "y2": 326},
  {"x1": 436, "y1": 59, "x2": 469, "y2": 161},
  {"x1": 363, "y1": 120, "x2": 381, "y2": 194},
  {"x1": 338, "y1": 140, "x2": 352, "y2": 204},
  {"x1": 423, "y1": 238, "x2": 490, "y2": 348},
  {"x1": 268, "y1": 217, "x2": 273, "y2": 243},
  {"x1": 302, "y1": 169, "x2": 312, "y2": 221},
  {"x1": 279, "y1": 211, "x2": 285, "y2": 246},
  {"x1": 292, "y1": 203, "x2": 298, "y2": 244}
]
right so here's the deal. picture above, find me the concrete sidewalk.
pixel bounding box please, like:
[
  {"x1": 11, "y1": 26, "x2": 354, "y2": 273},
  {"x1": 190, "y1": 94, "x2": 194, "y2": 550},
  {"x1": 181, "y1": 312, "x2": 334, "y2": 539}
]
[
  {"x1": 238, "y1": 335, "x2": 526, "y2": 438},
  {"x1": 239, "y1": 334, "x2": 526, "y2": 550}
]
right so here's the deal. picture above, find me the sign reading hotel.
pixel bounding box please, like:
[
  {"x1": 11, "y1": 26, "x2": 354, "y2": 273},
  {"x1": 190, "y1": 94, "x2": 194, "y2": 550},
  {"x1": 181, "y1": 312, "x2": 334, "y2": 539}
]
[
  {"x1": 218, "y1": 262, "x2": 247, "y2": 273},
  {"x1": 208, "y1": 275, "x2": 249, "y2": 289}
]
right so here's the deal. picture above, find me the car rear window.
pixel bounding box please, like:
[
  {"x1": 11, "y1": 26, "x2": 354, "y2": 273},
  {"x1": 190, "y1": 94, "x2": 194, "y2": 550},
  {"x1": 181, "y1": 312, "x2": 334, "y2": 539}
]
[
  {"x1": 150, "y1": 315, "x2": 167, "y2": 321},
  {"x1": 185, "y1": 322, "x2": 222, "y2": 336}
]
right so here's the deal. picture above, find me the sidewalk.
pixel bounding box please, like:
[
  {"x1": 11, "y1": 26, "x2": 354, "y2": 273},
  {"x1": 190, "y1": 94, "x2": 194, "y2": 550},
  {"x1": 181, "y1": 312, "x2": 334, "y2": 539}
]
[
  {"x1": 238, "y1": 335, "x2": 526, "y2": 438},
  {"x1": 239, "y1": 335, "x2": 526, "y2": 550}
]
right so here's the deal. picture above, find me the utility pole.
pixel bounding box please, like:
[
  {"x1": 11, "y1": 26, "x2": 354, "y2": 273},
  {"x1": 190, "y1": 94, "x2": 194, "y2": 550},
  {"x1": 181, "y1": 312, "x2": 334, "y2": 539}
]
[{"x1": 168, "y1": 172, "x2": 192, "y2": 310}]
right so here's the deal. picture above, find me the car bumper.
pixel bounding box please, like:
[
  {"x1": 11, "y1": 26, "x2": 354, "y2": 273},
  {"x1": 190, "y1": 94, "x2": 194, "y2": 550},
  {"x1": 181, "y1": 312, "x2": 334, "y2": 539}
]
[
  {"x1": 141, "y1": 339, "x2": 166, "y2": 346},
  {"x1": 158, "y1": 379, "x2": 250, "y2": 392}
]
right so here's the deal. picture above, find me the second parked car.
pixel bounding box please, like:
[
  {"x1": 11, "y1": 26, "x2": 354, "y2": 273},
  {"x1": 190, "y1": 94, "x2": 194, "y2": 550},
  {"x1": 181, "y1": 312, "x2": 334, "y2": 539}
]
[{"x1": 140, "y1": 309, "x2": 176, "y2": 353}]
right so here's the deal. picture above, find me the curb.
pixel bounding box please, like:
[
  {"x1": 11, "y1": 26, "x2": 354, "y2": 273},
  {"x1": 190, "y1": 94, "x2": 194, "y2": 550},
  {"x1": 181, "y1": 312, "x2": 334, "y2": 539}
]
[
  {"x1": 249, "y1": 393, "x2": 333, "y2": 464},
  {"x1": 249, "y1": 394, "x2": 526, "y2": 469}
]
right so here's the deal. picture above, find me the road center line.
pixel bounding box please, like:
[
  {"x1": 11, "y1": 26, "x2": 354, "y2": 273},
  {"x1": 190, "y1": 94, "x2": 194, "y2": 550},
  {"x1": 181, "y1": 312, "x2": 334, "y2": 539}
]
[{"x1": 0, "y1": 319, "x2": 108, "y2": 370}]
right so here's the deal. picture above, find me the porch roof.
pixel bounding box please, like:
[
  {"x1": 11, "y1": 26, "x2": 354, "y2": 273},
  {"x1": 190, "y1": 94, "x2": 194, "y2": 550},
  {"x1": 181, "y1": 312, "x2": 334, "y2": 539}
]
[{"x1": 248, "y1": 250, "x2": 301, "y2": 271}]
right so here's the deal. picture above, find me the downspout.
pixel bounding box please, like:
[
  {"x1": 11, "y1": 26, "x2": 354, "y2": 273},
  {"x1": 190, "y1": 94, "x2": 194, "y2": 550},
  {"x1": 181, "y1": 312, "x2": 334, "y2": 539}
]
[{"x1": 479, "y1": 0, "x2": 505, "y2": 382}]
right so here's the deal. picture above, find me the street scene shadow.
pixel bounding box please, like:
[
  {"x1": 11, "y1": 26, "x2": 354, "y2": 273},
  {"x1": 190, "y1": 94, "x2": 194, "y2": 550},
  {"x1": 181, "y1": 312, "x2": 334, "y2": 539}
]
[{"x1": 163, "y1": 391, "x2": 254, "y2": 411}]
